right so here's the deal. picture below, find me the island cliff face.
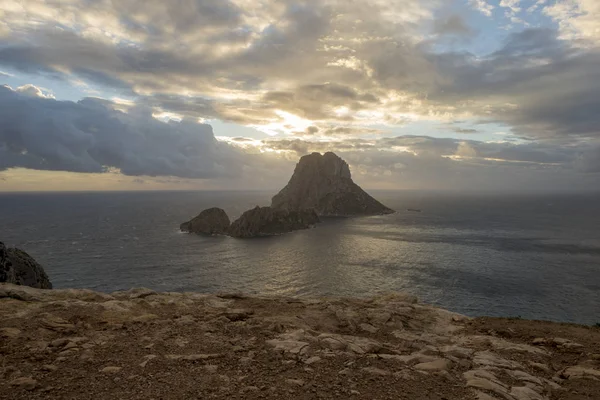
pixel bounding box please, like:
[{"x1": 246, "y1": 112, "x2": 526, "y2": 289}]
[
  {"x1": 0, "y1": 242, "x2": 52, "y2": 289},
  {"x1": 228, "y1": 207, "x2": 319, "y2": 238},
  {"x1": 271, "y1": 152, "x2": 394, "y2": 216},
  {"x1": 180, "y1": 207, "x2": 230, "y2": 235}
]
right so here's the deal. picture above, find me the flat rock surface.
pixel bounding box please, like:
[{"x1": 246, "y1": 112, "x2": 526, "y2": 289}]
[{"x1": 1, "y1": 283, "x2": 599, "y2": 399}]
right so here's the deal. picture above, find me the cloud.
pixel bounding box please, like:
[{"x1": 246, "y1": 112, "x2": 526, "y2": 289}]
[
  {"x1": 15, "y1": 84, "x2": 55, "y2": 99},
  {"x1": 499, "y1": 0, "x2": 521, "y2": 14},
  {"x1": 257, "y1": 135, "x2": 600, "y2": 191},
  {"x1": 0, "y1": 0, "x2": 600, "y2": 193},
  {"x1": 428, "y1": 28, "x2": 600, "y2": 141},
  {"x1": 544, "y1": 0, "x2": 600, "y2": 44},
  {"x1": 469, "y1": 0, "x2": 495, "y2": 17},
  {"x1": 433, "y1": 15, "x2": 473, "y2": 36},
  {"x1": 0, "y1": 84, "x2": 244, "y2": 179}
]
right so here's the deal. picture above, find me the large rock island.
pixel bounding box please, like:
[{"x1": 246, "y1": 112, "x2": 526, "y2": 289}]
[
  {"x1": 272, "y1": 152, "x2": 394, "y2": 216},
  {"x1": 180, "y1": 152, "x2": 393, "y2": 238},
  {"x1": 0, "y1": 242, "x2": 52, "y2": 289}
]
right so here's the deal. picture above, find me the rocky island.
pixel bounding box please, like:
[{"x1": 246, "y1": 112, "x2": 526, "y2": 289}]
[
  {"x1": 228, "y1": 207, "x2": 320, "y2": 238},
  {"x1": 180, "y1": 207, "x2": 231, "y2": 235},
  {"x1": 180, "y1": 152, "x2": 394, "y2": 238},
  {"x1": 272, "y1": 152, "x2": 394, "y2": 216},
  {"x1": 1, "y1": 283, "x2": 599, "y2": 399}
]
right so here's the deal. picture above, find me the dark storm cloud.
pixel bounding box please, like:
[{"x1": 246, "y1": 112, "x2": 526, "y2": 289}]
[
  {"x1": 0, "y1": 85, "x2": 244, "y2": 179},
  {"x1": 430, "y1": 28, "x2": 600, "y2": 140}
]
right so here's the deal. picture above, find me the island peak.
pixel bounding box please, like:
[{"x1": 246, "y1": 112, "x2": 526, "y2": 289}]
[{"x1": 272, "y1": 152, "x2": 394, "y2": 216}]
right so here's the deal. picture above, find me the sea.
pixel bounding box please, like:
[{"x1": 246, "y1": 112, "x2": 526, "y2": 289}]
[{"x1": 1, "y1": 191, "x2": 599, "y2": 325}]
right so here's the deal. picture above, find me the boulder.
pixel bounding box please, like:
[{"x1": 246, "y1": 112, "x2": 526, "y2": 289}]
[
  {"x1": 0, "y1": 242, "x2": 52, "y2": 289},
  {"x1": 271, "y1": 152, "x2": 394, "y2": 216},
  {"x1": 180, "y1": 207, "x2": 230, "y2": 235},
  {"x1": 228, "y1": 206, "x2": 320, "y2": 238}
]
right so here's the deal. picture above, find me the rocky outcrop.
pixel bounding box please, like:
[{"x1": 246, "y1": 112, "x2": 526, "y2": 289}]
[
  {"x1": 228, "y1": 206, "x2": 319, "y2": 238},
  {"x1": 1, "y1": 283, "x2": 597, "y2": 399},
  {"x1": 272, "y1": 152, "x2": 394, "y2": 216},
  {"x1": 0, "y1": 242, "x2": 52, "y2": 289},
  {"x1": 180, "y1": 207, "x2": 231, "y2": 235}
]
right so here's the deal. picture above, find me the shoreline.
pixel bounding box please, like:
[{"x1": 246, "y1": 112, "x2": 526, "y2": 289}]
[{"x1": 2, "y1": 283, "x2": 600, "y2": 399}]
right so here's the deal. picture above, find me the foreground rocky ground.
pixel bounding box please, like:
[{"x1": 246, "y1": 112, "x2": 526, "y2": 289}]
[{"x1": 1, "y1": 284, "x2": 599, "y2": 400}]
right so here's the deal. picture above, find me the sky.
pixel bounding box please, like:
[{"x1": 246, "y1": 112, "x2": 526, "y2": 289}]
[{"x1": 0, "y1": 0, "x2": 600, "y2": 192}]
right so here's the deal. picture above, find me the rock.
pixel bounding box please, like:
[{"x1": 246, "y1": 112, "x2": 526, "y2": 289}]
[
  {"x1": 0, "y1": 242, "x2": 52, "y2": 289},
  {"x1": 180, "y1": 207, "x2": 231, "y2": 235},
  {"x1": 271, "y1": 152, "x2": 394, "y2": 216},
  {"x1": 529, "y1": 362, "x2": 551, "y2": 373},
  {"x1": 266, "y1": 339, "x2": 310, "y2": 355},
  {"x1": 50, "y1": 338, "x2": 71, "y2": 348},
  {"x1": 42, "y1": 316, "x2": 76, "y2": 333},
  {"x1": 80, "y1": 349, "x2": 94, "y2": 362},
  {"x1": 100, "y1": 366, "x2": 122, "y2": 374},
  {"x1": 359, "y1": 323, "x2": 379, "y2": 333},
  {"x1": 228, "y1": 206, "x2": 320, "y2": 238},
  {"x1": 113, "y1": 288, "x2": 157, "y2": 299},
  {"x1": 139, "y1": 355, "x2": 157, "y2": 368},
  {"x1": 510, "y1": 386, "x2": 545, "y2": 400},
  {"x1": 317, "y1": 333, "x2": 382, "y2": 354},
  {"x1": 473, "y1": 391, "x2": 498, "y2": 400},
  {"x1": 0, "y1": 327, "x2": 21, "y2": 339},
  {"x1": 441, "y1": 345, "x2": 474, "y2": 359},
  {"x1": 204, "y1": 365, "x2": 219, "y2": 374},
  {"x1": 166, "y1": 354, "x2": 221, "y2": 361},
  {"x1": 10, "y1": 377, "x2": 38, "y2": 390},
  {"x1": 361, "y1": 367, "x2": 390, "y2": 376},
  {"x1": 285, "y1": 379, "x2": 304, "y2": 386},
  {"x1": 132, "y1": 314, "x2": 159, "y2": 323},
  {"x1": 304, "y1": 356, "x2": 321, "y2": 365},
  {"x1": 562, "y1": 366, "x2": 600, "y2": 380},
  {"x1": 473, "y1": 350, "x2": 523, "y2": 369},
  {"x1": 464, "y1": 374, "x2": 510, "y2": 399},
  {"x1": 225, "y1": 309, "x2": 254, "y2": 321},
  {"x1": 41, "y1": 365, "x2": 57, "y2": 372},
  {"x1": 414, "y1": 359, "x2": 453, "y2": 372},
  {"x1": 62, "y1": 342, "x2": 78, "y2": 351}
]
